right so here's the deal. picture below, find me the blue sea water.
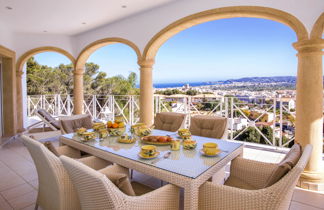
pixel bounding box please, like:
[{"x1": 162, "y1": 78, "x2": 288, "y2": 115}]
[{"x1": 135, "y1": 82, "x2": 213, "y2": 88}]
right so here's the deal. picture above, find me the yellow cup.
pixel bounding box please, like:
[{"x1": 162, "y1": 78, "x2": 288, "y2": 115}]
[
  {"x1": 170, "y1": 140, "x2": 181, "y2": 151},
  {"x1": 141, "y1": 145, "x2": 157, "y2": 157},
  {"x1": 203, "y1": 143, "x2": 218, "y2": 155}
]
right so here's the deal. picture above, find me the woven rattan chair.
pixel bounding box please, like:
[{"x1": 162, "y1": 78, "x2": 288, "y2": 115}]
[
  {"x1": 154, "y1": 112, "x2": 187, "y2": 132},
  {"x1": 60, "y1": 155, "x2": 180, "y2": 210},
  {"x1": 189, "y1": 115, "x2": 228, "y2": 139},
  {"x1": 21, "y1": 135, "x2": 112, "y2": 210},
  {"x1": 198, "y1": 144, "x2": 312, "y2": 210}
]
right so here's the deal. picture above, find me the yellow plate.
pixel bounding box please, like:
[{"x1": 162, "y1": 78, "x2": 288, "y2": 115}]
[
  {"x1": 138, "y1": 151, "x2": 160, "y2": 159},
  {"x1": 141, "y1": 139, "x2": 171, "y2": 145},
  {"x1": 118, "y1": 138, "x2": 136, "y2": 144},
  {"x1": 199, "y1": 149, "x2": 221, "y2": 157}
]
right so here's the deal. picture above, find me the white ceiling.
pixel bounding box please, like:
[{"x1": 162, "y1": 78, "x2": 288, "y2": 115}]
[{"x1": 0, "y1": 0, "x2": 176, "y2": 35}]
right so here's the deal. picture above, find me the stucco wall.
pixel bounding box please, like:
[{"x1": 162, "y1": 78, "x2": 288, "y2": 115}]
[
  {"x1": 0, "y1": 0, "x2": 323, "y2": 62},
  {"x1": 72, "y1": 0, "x2": 324, "y2": 56}
]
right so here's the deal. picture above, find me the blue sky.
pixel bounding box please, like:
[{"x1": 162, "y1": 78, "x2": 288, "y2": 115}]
[{"x1": 34, "y1": 17, "x2": 298, "y2": 83}]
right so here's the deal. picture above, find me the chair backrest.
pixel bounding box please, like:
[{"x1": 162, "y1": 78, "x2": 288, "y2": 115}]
[
  {"x1": 189, "y1": 115, "x2": 228, "y2": 139},
  {"x1": 267, "y1": 144, "x2": 312, "y2": 210},
  {"x1": 60, "y1": 156, "x2": 126, "y2": 210},
  {"x1": 36, "y1": 109, "x2": 61, "y2": 130},
  {"x1": 21, "y1": 135, "x2": 80, "y2": 210},
  {"x1": 154, "y1": 112, "x2": 187, "y2": 132},
  {"x1": 60, "y1": 114, "x2": 93, "y2": 134}
]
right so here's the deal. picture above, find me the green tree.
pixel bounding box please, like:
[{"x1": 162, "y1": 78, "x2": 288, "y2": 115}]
[{"x1": 26, "y1": 57, "x2": 139, "y2": 96}]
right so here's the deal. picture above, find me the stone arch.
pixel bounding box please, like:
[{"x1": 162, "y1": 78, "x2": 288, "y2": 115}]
[
  {"x1": 16, "y1": 46, "x2": 75, "y2": 130},
  {"x1": 75, "y1": 37, "x2": 141, "y2": 70},
  {"x1": 143, "y1": 6, "x2": 309, "y2": 61},
  {"x1": 16, "y1": 46, "x2": 75, "y2": 74},
  {"x1": 311, "y1": 12, "x2": 324, "y2": 40}
]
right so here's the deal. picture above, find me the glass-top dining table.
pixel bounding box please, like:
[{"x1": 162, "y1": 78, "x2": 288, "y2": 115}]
[{"x1": 60, "y1": 128, "x2": 243, "y2": 210}]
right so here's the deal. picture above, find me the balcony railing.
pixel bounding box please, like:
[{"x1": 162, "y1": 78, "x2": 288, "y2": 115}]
[{"x1": 27, "y1": 94, "x2": 296, "y2": 148}]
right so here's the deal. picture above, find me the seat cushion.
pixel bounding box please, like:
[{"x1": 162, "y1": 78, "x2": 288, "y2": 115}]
[
  {"x1": 154, "y1": 112, "x2": 186, "y2": 132},
  {"x1": 279, "y1": 144, "x2": 302, "y2": 167},
  {"x1": 37, "y1": 109, "x2": 61, "y2": 129},
  {"x1": 60, "y1": 115, "x2": 93, "y2": 133},
  {"x1": 103, "y1": 173, "x2": 136, "y2": 196},
  {"x1": 43, "y1": 141, "x2": 60, "y2": 157},
  {"x1": 225, "y1": 176, "x2": 257, "y2": 190},
  {"x1": 189, "y1": 115, "x2": 227, "y2": 139},
  {"x1": 131, "y1": 181, "x2": 154, "y2": 196},
  {"x1": 264, "y1": 144, "x2": 301, "y2": 187}
]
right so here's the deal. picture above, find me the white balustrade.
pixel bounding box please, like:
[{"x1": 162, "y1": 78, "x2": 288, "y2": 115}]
[{"x1": 27, "y1": 94, "x2": 296, "y2": 147}]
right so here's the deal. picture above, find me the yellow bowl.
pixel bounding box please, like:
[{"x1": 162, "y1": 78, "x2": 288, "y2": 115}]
[
  {"x1": 141, "y1": 145, "x2": 157, "y2": 157},
  {"x1": 203, "y1": 142, "x2": 218, "y2": 155}
]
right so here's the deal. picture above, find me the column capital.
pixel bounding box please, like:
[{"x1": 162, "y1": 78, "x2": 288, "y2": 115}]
[
  {"x1": 138, "y1": 59, "x2": 155, "y2": 68},
  {"x1": 16, "y1": 71, "x2": 24, "y2": 77},
  {"x1": 293, "y1": 39, "x2": 324, "y2": 54},
  {"x1": 73, "y1": 68, "x2": 84, "y2": 75}
]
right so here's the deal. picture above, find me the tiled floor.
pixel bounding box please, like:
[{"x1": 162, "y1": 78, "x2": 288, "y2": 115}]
[{"x1": 0, "y1": 137, "x2": 323, "y2": 210}]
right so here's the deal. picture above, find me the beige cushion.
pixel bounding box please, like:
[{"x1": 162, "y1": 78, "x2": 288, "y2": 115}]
[
  {"x1": 131, "y1": 181, "x2": 154, "y2": 196},
  {"x1": 37, "y1": 109, "x2": 61, "y2": 129},
  {"x1": 264, "y1": 163, "x2": 292, "y2": 187},
  {"x1": 104, "y1": 173, "x2": 136, "y2": 196},
  {"x1": 43, "y1": 141, "x2": 60, "y2": 157},
  {"x1": 279, "y1": 144, "x2": 302, "y2": 167},
  {"x1": 154, "y1": 112, "x2": 186, "y2": 132},
  {"x1": 264, "y1": 144, "x2": 302, "y2": 187},
  {"x1": 60, "y1": 115, "x2": 93, "y2": 133},
  {"x1": 189, "y1": 115, "x2": 227, "y2": 139},
  {"x1": 225, "y1": 176, "x2": 257, "y2": 190}
]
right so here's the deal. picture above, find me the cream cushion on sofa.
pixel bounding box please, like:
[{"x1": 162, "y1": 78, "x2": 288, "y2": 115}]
[
  {"x1": 189, "y1": 115, "x2": 227, "y2": 139},
  {"x1": 154, "y1": 112, "x2": 186, "y2": 132}
]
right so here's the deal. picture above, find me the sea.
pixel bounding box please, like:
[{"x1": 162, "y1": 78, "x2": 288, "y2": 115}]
[{"x1": 136, "y1": 82, "x2": 214, "y2": 89}]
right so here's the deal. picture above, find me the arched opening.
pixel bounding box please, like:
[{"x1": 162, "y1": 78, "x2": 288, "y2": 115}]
[
  {"x1": 75, "y1": 39, "x2": 141, "y2": 124},
  {"x1": 16, "y1": 47, "x2": 75, "y2": 130},
  {"x1": 75, "y1": 38, "x2": 141, "y2": 69},
  {"x1": 143, "y1": 6, "x2": 308, "y2": 60},
  {"x1": 139, "y1": 6, "x2": 308, "y2": 147},
  {"x1": 153, "y1": 17, "x2": 298, "y2": 147}
]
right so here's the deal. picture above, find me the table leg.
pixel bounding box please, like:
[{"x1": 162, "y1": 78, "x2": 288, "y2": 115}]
[{"x1": 184, "y1": 183, "x2": 199, "y2": 210}]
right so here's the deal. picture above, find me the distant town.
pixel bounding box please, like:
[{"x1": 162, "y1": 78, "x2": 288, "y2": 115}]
[
  {"x1": 153, "y1": 76, "x2": 299, "y2": 147},
  {"x1": 154, "y1": 76, "x2": 297, "y2": 99}
]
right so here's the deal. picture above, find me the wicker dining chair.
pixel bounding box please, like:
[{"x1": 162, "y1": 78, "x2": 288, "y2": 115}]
[
  {"x1": 198, "y1": 144, "x2": 312, "y2": 210},
  {"x1": 60, "y1": 155, "x2": 180, "y2": 210},
  {"x1": 189, "y1": 115, "x2": 228, "y2": 139},
  {"x1": 154, "y1": 112, "x2": 187, "y2": 132},
  {"x1": 21, "y1": 135, "x2": 112, "y2": 210}
]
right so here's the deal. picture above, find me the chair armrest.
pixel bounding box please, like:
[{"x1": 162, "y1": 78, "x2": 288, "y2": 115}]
[
  {"x1": 56, "y1": 146, "x2": 81, "y2": 158},
  {"x1": 199, "y1": 182, "x2": 277, "y2": 210},
  {"x1": 125, "y1": 184, "x2": 180, "y2": 210},
  {"x1": 228, "y1": 157, "x2": 277, "y2": 189},
  {"x1": 99, "y1": 164, "x2": 130, "y2": 177},
  {"x1": 78, "y1": 156, "x2": 112, "y2": 170}
]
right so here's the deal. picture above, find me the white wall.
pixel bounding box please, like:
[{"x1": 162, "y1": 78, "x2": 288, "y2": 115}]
[
  {"x1": 1, "y1": 0, "x2": 323, "y2": 58},
  {"x1": 0, "y1": 21, "x2": 14, "y2": 50},
  {"x1": 72, "y1": 0, "x2": 324, "y2": 55},
  {"x1": 12, "y1": 32, "x2": 75, "y2": 59}
]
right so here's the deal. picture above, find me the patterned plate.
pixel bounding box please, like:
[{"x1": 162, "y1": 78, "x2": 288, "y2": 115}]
[
  {"x1": 138, "y1": 151, "x2": 160, "y2": 159},
  {"x1": 199, "y1": 149, "x2": 221, "y2": 157}
]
